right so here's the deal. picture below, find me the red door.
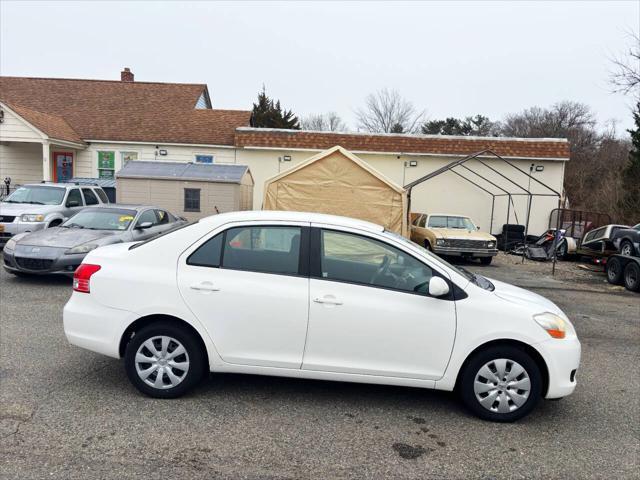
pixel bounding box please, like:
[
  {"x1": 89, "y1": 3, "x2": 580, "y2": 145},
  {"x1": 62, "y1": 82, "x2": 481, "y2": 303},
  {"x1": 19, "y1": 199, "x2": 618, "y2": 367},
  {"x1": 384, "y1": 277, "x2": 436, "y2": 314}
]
[{"x1": 53, "y1": 152, "x2": 73, "y2": 182}]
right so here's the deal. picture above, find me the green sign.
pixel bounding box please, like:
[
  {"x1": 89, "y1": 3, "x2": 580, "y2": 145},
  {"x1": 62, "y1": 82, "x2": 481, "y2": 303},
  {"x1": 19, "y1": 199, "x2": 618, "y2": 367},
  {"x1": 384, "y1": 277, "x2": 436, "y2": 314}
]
[
  {"x1": 98, "y1": 151, "x2": 115, "y2": 169},
  {"x1": 98, "y1": 169, "x2": 114, "y2": 180}
]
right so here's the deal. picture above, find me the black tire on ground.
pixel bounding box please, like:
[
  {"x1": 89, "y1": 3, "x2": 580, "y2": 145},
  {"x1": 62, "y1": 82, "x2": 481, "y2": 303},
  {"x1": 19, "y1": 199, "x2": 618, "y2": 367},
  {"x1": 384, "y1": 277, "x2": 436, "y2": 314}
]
[
  {"x1": 459, "y1": 345, "x2": 542, "y2": 422},
  {"x1": 606, "y1": 257, "x2": 624, "y2": 285},
  {"x1": 479, "y1": 256, "x2": 493, "y2": 265},
  {"x1": 623, "y1": 262, "x2": 640, "y2": 292},
  {"x1": 620, "y1": 240, "x2": 635, "y2": 257},
  {"x1": 124, "y1": 321, "x2": 206, "y2": 399},
  {"x1": 557, "y1": 240, "x2": 568, "y2": 260},
  {"x1": 424, "y1": 240, "x2": 432, "y2": 251}
]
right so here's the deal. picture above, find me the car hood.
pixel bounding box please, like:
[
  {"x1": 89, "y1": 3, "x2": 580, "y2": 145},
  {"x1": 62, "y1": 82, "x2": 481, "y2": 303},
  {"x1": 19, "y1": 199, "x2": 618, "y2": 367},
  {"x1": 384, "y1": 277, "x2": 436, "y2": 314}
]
[
  {"x1": 431, "y1": 228, "x2": 496, "y2": 241},
  {"x1": 15, "y1": 227, "x2": 122, "y2": 248},
  {"x1": 0, "y1": 202, "x2": 61, "y2": 216},
  {"x1": 489, "y1": 278, "x2": 565, "y2": 318}
]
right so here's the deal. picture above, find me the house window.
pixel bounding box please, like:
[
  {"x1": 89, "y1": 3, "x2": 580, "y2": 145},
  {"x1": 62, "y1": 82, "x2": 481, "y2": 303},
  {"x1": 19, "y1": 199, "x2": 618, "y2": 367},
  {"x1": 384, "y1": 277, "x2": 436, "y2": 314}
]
[
  {"x1": 184, "y1": 188, "x2": 201, "y2": 212},
  {"x1": 97, "y1": 151, "x2": 115, "y2": 179},
  {"x1": 195, "y1": 154, "x2": 214, "y2": 164},
  {"x1": 121, "y1": 151, "x2": 138, "y2": 167}
]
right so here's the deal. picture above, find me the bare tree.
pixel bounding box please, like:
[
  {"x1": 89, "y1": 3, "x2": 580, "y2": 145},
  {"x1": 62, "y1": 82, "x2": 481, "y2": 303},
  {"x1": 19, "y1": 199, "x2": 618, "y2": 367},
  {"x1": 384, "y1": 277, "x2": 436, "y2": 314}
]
[
  {"x1": 609, "y1": 30, "x2": 640, "y2": 95},
  {"x1": 355, "y1": 88, "x2": 425, "y2": 133},
  {"x1": 301, "y1": 112, "x2": 347, "y2": 132}
]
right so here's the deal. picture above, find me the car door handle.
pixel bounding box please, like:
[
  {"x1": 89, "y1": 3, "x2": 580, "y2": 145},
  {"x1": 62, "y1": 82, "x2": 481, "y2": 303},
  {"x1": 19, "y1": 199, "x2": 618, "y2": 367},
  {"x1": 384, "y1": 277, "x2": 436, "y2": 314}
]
[
  {"x1": 313, "y1": 296, "x2": 343, "y2": 305},
  {"x1": 190, "y1": 282, "x2": 220, "y2": 292}
]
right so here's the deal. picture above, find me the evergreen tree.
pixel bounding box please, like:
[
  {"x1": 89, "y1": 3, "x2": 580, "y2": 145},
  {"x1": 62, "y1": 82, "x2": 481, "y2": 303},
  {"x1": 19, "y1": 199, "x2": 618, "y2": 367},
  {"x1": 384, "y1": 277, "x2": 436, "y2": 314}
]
[
  {"x1": 622, "y1": 101, "x2": 640, "y2": 221},
  {"x1": 390, "y1": 122, "x2": 405, "y2": 133},
  {"x1": 250, "y1": 86, "x2": 300, "y2": 129}
]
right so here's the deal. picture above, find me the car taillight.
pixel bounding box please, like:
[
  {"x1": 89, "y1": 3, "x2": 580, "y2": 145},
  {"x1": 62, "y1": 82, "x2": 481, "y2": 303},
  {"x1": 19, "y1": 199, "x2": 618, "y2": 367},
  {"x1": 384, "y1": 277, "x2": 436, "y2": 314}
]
[{"x1": 73, "y1": 264, "x2": 101, "y2": 293}]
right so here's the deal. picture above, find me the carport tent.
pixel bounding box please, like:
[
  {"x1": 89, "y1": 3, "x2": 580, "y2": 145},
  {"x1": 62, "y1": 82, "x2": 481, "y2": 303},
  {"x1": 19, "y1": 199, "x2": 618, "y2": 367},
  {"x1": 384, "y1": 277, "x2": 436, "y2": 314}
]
[{"x1": 404, "y1": 149, "x2": 563, "y2": 272}]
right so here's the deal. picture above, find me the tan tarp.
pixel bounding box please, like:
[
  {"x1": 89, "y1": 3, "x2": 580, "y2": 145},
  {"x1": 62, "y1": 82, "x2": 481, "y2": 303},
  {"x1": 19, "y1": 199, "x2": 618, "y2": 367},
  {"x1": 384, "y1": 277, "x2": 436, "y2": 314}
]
[{"x1": 263, "y1": 146, "x2": 408, "y2": 236}]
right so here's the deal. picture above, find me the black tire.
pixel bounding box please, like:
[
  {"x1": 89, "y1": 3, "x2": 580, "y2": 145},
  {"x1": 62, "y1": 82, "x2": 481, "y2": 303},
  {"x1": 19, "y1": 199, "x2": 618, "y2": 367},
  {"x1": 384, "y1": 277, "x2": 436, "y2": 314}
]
[
  {"x1": 424, "y1": 240, "x2": 432, "y2": 251},
  {"x1": 47, "y1": 219, "x2": 62, "y2": 228},
  {"x1": 459, "y1": 345, "x2": 542, "y2": 422},
  {"x1": 623, "y1": 262, "x2": 640, "y2": 292},
  {"x1": 557, "y1": 240, "x2": 568, "y2": 260},
  {"x1": 606, "y1": 257, "x2": 624, "y2": 285},
  {"x1": 124, "y1": 321, "x2": 206, "y2": 399},
  {"x1": 619, "y1": 240, "x2": 635, "y2": 257},
  {"x1": 479, "y1": 256, "x2": 493, "y2": 265}
]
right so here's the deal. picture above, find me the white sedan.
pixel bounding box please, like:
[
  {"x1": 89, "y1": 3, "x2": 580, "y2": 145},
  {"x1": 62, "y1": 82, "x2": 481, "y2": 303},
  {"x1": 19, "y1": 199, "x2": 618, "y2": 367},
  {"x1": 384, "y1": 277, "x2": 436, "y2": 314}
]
[{"x1": 63, "y1": 211, "x2": 581, "y2": 422}]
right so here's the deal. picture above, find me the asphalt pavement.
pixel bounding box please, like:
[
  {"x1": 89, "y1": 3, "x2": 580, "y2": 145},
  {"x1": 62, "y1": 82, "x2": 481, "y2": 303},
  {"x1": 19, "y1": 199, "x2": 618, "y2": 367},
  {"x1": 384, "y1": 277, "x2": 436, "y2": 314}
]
[{"x1": 0, "y1": 256, "x2": 638, "y2": 479}]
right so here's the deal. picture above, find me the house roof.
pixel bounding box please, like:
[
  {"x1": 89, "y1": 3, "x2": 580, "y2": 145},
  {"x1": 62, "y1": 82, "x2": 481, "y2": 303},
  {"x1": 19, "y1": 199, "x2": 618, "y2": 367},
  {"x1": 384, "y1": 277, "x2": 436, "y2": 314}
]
[
  {"x1": 0, "y1": 76, "x2": 251, "y2": 145},
  {"x1": 5, "y1": 102, "x2": 84, "y2": 144},
  {"x1": 116, "y1": 160, "x2": 251, "y2": 184},
  {"x1": 235, "y1": 127, "x2": 571, "y2": 160}
]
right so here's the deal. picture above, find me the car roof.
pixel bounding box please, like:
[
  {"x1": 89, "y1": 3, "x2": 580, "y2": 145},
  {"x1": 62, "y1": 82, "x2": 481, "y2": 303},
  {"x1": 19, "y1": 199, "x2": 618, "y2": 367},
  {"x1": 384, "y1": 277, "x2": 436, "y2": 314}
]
[
  {"x1": 426, "y1": 213, "x2": 471, "y2": 218},
  {"x1": 199, "y1": 210, "x2": 384, "y2": 233},
  {"x1": 81, "y1": 204, "x2": 158, "y2": 212},
  {"x1": 23, "y1": 182, "x2": 104, "y2": 189}
]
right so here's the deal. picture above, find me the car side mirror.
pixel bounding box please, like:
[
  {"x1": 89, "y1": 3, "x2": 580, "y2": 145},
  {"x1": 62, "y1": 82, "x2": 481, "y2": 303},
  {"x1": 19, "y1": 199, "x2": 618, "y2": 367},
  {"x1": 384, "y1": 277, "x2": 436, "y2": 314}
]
[
  {"x1": 66, "y1": 200, "x2": 80, "y2": 207},
  {"x1": 136, "y1": 221, "x2": 153, "y2": 230},
  {"x1": 428, "y1": 277, "x2": 450, "y2": 297}
]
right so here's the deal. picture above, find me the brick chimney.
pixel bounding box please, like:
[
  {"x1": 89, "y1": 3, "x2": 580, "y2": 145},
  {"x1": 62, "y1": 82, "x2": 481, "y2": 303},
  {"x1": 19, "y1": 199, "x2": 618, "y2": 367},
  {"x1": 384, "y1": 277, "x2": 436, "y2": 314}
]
[{"x1": 121, "y1": 67, "x2": 134, "y2": 82}]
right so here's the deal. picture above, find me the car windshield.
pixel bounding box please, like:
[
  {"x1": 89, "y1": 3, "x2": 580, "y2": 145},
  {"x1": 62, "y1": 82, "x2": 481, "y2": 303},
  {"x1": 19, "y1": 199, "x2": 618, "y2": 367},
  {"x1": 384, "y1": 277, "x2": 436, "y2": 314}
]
[
  {"x1": 428, "y1": 215, "x2": 476, "y2": 230},
  {"x1": 383, "y1": 230, "x2": 494, "y2": 291},
  {"x1": 61, "y1": 209, "x2": 137, "y2": 231},
  {"x1": 2, "y1": 186, "x2": 65, "y2": 205}
]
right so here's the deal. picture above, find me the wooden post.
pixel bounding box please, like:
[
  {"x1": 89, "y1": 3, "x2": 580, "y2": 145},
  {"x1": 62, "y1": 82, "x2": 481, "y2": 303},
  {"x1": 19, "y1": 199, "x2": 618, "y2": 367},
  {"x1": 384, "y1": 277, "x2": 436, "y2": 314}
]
[{"x1": 42, "y1": 142, "x2": 51, "y2": 181}]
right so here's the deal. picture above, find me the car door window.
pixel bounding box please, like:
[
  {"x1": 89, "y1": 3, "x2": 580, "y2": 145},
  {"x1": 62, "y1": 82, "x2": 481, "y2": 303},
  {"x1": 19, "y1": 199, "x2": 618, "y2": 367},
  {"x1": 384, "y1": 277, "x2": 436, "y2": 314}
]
[
  {"x1": 155, "y1": 210, "x2": 170, "y2": 225},
  {"x1": 187, "y1": 233, "x2": 223, "y2": 267},
  {"x1": 222, "y1": 226, "x2": 301, "y2": 275},
  {"x1": 94, "y1": 189, "x2": 109, "y2": 204},
  {"x1": 135, "y1": 210, "x2": 158, "y2": 227},
  {"x1": 66, "y1": 188, "x2": 83, "y2": 207},
  {"x1": 82, "y1": 188, "x2": 99, "y2": 205},
  {"x1": 417, "y1": 215, "x2": 426, "y2": 227},
  {"x1": 319, "y1": 229, "x2": 434, "y2": 294}
]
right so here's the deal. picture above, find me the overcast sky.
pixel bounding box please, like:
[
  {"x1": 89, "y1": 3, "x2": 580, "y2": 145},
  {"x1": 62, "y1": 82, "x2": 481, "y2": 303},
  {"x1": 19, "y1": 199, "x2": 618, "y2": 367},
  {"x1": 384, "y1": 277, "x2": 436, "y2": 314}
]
[{"x1": 1, "y1": 1, "x2": 638, "y2": 133}]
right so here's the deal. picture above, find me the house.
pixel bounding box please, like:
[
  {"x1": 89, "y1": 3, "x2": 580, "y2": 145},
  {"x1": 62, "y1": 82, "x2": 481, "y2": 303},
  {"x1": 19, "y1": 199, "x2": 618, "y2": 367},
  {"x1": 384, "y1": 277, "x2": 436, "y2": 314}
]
[
  {"x1": 0, "y1": 68, "x2": 570, "y2": 235},
  {"x1": 116, "y1": 161, "x2": 253, "y2": 222}
]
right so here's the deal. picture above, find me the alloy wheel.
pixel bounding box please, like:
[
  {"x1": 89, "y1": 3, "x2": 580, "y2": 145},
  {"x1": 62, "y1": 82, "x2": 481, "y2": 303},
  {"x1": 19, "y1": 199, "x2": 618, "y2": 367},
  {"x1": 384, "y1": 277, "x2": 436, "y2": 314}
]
[
  {"x1": 134, "y1": 335, "x2": 190, "y2": 389},
  {"x1": 621, "y1": 242, "x2": 633, "y2": 256},
  {"x1": 473, "y1": 358, "x2": 531, "y2": 413}
]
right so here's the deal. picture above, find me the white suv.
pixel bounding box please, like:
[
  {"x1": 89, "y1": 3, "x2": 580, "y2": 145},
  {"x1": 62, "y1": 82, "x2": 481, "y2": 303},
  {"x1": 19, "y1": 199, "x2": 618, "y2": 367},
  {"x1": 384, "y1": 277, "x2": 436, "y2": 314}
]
[{"x1": 63, "y1": 210, "x2": 581, "y2": 422}]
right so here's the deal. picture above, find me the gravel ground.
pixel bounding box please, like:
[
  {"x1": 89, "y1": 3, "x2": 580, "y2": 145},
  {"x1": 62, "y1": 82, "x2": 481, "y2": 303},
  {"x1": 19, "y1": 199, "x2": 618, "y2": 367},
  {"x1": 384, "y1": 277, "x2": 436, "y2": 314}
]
[{"x1": 0, "y1": 255, "x2": 638, "y2": 479}]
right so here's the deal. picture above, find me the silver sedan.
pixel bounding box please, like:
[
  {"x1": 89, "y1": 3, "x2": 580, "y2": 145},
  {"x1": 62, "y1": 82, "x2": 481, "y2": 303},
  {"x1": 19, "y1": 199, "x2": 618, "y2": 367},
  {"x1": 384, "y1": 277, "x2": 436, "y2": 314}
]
[{"x1": 3, "y1": 204, "x2": 186, "y2": 276}]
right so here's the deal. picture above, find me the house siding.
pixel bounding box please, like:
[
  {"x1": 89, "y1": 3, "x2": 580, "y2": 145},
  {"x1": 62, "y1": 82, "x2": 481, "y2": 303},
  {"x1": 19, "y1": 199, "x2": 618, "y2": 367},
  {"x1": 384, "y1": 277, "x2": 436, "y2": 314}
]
[
  {"x1": 0, "y1": 142, "x2": 43, "y2": 185},
  {"x1": 0, "y1": 107, "x2": 44, "y2": 142}
]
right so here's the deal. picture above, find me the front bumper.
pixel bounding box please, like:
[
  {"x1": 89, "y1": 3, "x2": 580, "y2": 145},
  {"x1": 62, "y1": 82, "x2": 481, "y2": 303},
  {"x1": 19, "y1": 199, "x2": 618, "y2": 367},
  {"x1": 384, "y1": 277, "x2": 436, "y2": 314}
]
[
  {"x1": 3, "y1": 247, "x2": 86, "y2": 276},
  {"x1": 0, "y1": 221, "x2": 47, "y2": 245},
  {"x1": 433, "y1": 246, "x2": 498, "y2": 258},
  {"x1": 536, "y1": 335, "x2": 581, "y2": 399}
]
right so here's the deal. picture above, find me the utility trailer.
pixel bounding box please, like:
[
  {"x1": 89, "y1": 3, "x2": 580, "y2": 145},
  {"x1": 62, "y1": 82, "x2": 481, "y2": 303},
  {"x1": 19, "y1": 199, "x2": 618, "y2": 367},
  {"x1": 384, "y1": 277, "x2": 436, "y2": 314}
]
[{"x1": 605, "y1": 255, "x2": 640, "y2": 292}]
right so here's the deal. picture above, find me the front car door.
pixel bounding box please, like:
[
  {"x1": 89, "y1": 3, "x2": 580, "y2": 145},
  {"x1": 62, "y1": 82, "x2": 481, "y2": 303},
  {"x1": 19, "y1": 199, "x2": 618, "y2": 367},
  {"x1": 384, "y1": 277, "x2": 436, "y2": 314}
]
[
  {"x1": 303, "y1": 226, "x2": 457, "y2": 380},
  {"x1": 131, "y1": 209, "x2": 164, "y2": 240},
  {"x1": 63, "y1": 188, "x2": 84, "y2": 219},
  {"x1": 177, "y1": 221, "x2": 310, "y2": 368}
]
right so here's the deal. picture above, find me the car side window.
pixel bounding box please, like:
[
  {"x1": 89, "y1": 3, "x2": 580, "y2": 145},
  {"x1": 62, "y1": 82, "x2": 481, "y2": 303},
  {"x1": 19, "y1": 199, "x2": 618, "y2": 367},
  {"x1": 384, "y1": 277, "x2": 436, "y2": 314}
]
[
  {"x1": 136, "y1": 210, "x2": 158, "y2": 227},
  {"x1": 82, "y1": 188, "x2": 99, "y2": 205},
  {"x1": 187, "y1": 233, "x2": 223, "y2": 267},
  {"x1": 417, "y1": 215, "x2": 426, "y2": 228},
  {"x1": 222, "y1": 226, "x2": 301, "y2": 275},
  {"x1": 319, "y1": 229, "x2": 434, "y2": 294},
  {"x1": 155, "y1": 210, "x2": 170, "y2": 225},
  {"x1": 66, "y1": 189, "x2": 83, "y2": 207},
  {"x1": 95, "y1": 189, "x2": 109, "y2": 203}
]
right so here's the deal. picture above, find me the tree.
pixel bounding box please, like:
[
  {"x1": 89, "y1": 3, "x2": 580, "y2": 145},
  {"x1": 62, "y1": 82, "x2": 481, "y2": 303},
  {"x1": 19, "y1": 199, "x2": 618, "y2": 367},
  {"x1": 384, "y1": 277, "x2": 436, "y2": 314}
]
[
  {"x1": 621, "y1": 102, "x2": 640, "y2": 221},
  {"x1": 355, "y1": 88, "x2": 425, "y2": 133},
  {"x1": 301, "y1": 112, "x2": 347, "y2": 132},
  {"x1": 421, "y1": 115, "x2": 499, "y2": 136},
  {"x1": 250, "y1": 86, "x2": 300, "y2": 129},
  {"x1": 609, "y1": 31, "x2": 640, "y2": 95}
]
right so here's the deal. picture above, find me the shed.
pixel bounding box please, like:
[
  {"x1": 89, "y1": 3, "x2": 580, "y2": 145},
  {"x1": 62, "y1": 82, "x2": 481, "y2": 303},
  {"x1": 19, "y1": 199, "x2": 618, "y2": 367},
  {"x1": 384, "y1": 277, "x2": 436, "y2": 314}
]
[
  {"x1": 116, "y1": 161, "x2": 253, "y2": 221},
  {"x1": 263, "y1": 146, "x2": 408, "y2": 235}
]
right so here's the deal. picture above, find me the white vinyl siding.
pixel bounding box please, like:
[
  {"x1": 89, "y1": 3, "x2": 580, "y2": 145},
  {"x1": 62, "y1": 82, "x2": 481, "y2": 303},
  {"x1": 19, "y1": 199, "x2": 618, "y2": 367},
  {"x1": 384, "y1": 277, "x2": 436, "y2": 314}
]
[
  {"x1": 0, "y1": 142, "x2": 43, "y2": 185},
  {"x1": 0, "y1": 107, "x2": 44, "y2": 142}
]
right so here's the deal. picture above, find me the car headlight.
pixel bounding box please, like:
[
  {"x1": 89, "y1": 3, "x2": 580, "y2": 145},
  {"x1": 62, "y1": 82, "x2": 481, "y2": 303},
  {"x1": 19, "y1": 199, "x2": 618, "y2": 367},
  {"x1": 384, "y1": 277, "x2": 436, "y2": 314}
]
[
  {"x1": 487, "y1": 241, "x2": 496, "y2": 248},
  {"x1": 533, "y1": 312, "x2": 566, "y2": 339},
  {"x1": 65, "y1": 243, "x2": 99, "y2": 255},
  {"x1": 4, "y1": 238, "x2": 17, "y2": 252},
  {"x1": 21, "y1": 214, "x2": 45, "y2": 222},
  {"x1": 436, "y1": 239, "x2": 446, "y2": 246}
]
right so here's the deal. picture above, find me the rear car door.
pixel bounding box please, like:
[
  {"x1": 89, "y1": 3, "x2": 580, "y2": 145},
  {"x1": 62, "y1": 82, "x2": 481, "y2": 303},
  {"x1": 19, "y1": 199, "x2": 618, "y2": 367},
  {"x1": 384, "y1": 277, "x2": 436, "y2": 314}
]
[
  {"x1": 177, "y1": 222, "x2": 310, "y2": 368},
  {"x1": 302, "y1": 226, "x2": 457, "y2": 380}
]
